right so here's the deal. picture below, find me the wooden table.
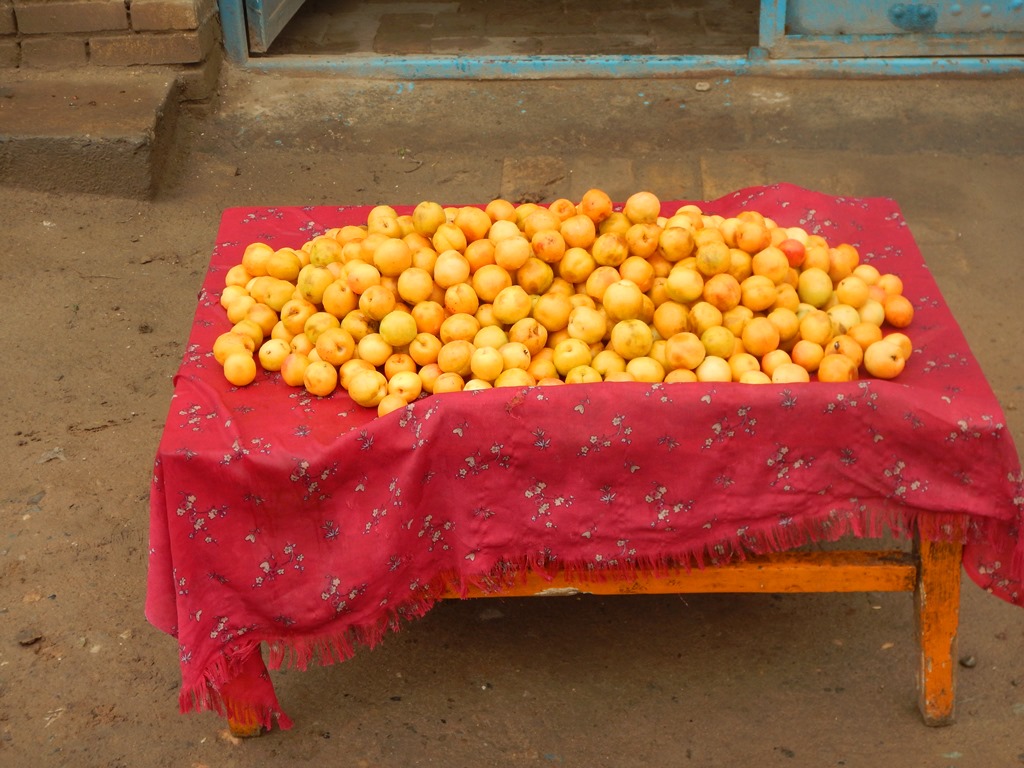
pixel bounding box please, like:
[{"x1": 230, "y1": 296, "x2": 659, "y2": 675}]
[
  {"x1": 147, "y1": 187, "x2": 1021, "y2": 736},
  {"x1": 222, "y1": 522, "x2": 962, "y2": 736}
]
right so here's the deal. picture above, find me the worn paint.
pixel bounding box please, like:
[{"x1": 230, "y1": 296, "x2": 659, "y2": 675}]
[
  {"x1": 244, "y1": 0, "x2": 309, "y2": 53},
  {"x1": 443, "y1": 551, "x2": 919, "y2": 598},
  {"x1": 786, "y1": 0, "x2": 1024, "y2": 35},
  {"x1": 217, "y1": 0, "x2": 248, "y2": 63},
  {"x1": 532, "y1": 587, "x2": 584, "y2": 596},
  {"x1": 888, "y1": 4, "x2": 940, "y2": 33},
  {"x1": 765, "y1": 0, "x2": 1024, "y2": 57},
  {"x1": 240, "y1": 52, "x2": 1024, "y2": 79},
  {"x1": 913, "y1": 529, "x2": 963, "y2": 727}
]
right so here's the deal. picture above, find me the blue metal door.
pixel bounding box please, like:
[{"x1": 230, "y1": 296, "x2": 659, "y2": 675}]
[
  {"x1": 760, "y1": 0, "x2": 1024, "y2": 56},
  {"x1": 786, "y1": 0, "x2": 1024, "y2": 35},
  {"x1": 244, "y1": 0, "x2": 307, "y2": 53}
]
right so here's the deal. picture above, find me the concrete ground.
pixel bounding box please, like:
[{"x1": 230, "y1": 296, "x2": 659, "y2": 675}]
[{"x1": 0, "y1": 60, "x2": 1023, "y2": 768}]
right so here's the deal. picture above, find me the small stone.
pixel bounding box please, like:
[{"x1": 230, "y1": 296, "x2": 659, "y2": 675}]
[
  {"x1": 37, "y1": 447, "x2": 66, "y2": 464},
  {"x1": 17, "y1": 628, "x2": 42, "y2": 646},
  {"x1": 695, "y1": 81, "x2": 712, "y2": 92},
  {"x1": 959, "y1": 655, "x2": 977, "y2": 668}
]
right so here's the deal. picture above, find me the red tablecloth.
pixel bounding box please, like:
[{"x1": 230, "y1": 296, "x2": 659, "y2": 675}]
[{"x1": 146, "y1": 184, "x2": 1023, "y2": 730}]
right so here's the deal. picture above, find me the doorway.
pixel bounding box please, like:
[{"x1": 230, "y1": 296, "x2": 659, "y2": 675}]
[{"x1": 245, "y1": 0, "x2": 762, "y2": 58}]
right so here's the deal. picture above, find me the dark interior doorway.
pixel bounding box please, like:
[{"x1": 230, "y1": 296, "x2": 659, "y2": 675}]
[{"x1": 259, "y1": 0, "x2": 762, "y2": 57}]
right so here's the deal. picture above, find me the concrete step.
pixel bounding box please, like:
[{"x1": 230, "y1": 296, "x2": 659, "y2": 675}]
[{"x1": 0, "y1": 70, "x2": 180, "y2": 199}]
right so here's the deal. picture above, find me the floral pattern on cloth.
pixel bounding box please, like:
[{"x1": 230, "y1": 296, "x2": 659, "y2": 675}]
[{"x1": 145, "y1": 184, "x2": 1024, "y2": 731}]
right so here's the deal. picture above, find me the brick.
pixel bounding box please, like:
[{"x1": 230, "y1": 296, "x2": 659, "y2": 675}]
[
  {"x1": 0, "y1": 38, "x2": 19, "y2": 66},
  {"x1": 0, "y1": 1, "x2": 16, "y2": 35},
  {"x1": 21, "y1": 34, "x2": 88, "y2": 66},
  {"x1": 131, "y1": 0, "x2": 215, "y2": 31},
  {"x1": 15, "y1": 0, "x2": 128, "y2": 34},
  {"x1": 89, "y1": 26, "x2": 214, "y2": 65}
]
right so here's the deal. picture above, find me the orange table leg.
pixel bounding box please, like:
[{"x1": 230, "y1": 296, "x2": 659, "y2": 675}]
[{"x1": 914, "y1": 530, "x2": 963, "y2": 726}]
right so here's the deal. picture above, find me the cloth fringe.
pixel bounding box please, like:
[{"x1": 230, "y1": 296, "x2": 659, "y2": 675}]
[
  {"x1": 177, "y1": 503, "x2": 982, "y2": 730},
  {"x1": 179, "y1": 637, "x2": 295, "y2": 732}
]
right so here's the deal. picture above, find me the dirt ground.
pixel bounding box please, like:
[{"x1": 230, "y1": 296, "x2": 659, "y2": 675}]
[{"x1": 2, "y1": 68, "x2": 1024, "y2": 768}]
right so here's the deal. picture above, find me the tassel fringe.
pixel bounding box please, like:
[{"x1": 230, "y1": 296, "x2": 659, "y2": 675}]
[{"x1": 177, "y1": 503, "x2": 1012, "y2": 731}]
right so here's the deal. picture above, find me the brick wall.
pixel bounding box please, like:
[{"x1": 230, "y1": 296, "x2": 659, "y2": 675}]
[{"x1": 1, "y1": 0, "x2": 220, "y2": 69}]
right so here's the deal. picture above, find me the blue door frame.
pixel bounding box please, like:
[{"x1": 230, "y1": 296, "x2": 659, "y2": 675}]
[{"x1": 217, "y1": 0, "x2": 1024, "y2": 77}]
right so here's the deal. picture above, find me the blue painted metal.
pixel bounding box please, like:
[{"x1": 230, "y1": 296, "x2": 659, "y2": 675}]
[
  {"x1": 888, "y1": 3, "x2": 940, "y2": 32},
  {"x1": 218, "y1": 0, "x2": 248, "y2": 63},
  {"x1": 243, "y1": 53, "x2": 748, "y2": 79},
  {"x1": 240, "y1": 52, "x2": 1024, "y2": 78},
  {"x1": 765, "y1": 0, "x2": 1019, "y2": 57},
  {"x1": 219, "y1": 0, "x2": 1024, "y2": 76},
  {"x1": 245, "y1": 0, "x2": 308, "y2": 53},
  {"x1": 786, "y1": 0, "x2": 1024, "y2": 35},
  {"x1": 760, "y1": 0, "x2": 787, "y2": 50},
  {"x1": 775, "y1": 0, "x2": 1024, "y2": 56}
]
